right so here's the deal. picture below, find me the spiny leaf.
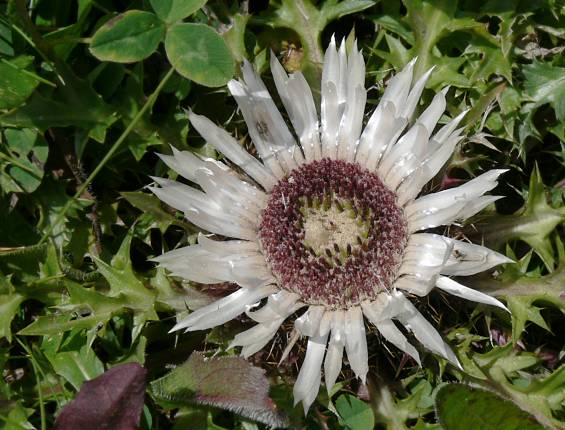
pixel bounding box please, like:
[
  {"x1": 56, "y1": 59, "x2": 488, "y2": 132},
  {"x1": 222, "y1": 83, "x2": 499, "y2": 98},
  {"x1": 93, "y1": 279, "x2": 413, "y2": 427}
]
[
  {"x1": 93, "y1": 230, "x2": 155, "y2": 303},
  {"x1": 522, "y1": 61, "x2": 565, "y2": 121},
  {"x1": 468, "y1": 263, "x2": 565, "y2": 341},
  {"x1": 42, "y1": 329, "x2": 105, "y2": 390},
  {"x1": 471, "y1": 165, "x2": 565, "y2": 271}
]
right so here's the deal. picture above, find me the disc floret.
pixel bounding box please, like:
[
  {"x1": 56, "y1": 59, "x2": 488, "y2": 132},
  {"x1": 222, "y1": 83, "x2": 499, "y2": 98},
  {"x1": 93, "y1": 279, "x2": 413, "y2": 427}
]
[{"x1": 259, "y1": 159, "x2": 409, "y2": 309}]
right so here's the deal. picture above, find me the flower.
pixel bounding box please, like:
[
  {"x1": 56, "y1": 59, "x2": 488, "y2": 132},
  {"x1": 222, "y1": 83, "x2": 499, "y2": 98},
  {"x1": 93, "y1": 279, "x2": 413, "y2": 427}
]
[{"x1": 150, "y1": 37, "x2": 511, "y2": 413}]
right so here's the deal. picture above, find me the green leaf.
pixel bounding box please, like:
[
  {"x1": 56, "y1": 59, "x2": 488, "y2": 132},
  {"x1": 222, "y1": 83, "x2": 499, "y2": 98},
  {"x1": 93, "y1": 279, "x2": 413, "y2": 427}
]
[
  {"x1": 93, "y1": 231, "x2": 155, "y2": 304},
  {"x1": 436, "y1": 384, "x2": 544, "y2": 430},
  {"x1": 0, "y1": 63, "x2": 116, "y2": 142},
  {"x1": 469, "y1": 262, "x2": 565, "y2": 342},
  {"x1": 255, "y1": 0, "x2": 374, "y2": 88},
  {"x1": 90, "y1": 11, "x2": 165, "y2": 63},
  {"x1": 19, "y1": 314, "x2": 97, "y2": 336},
  {"x1": 18, "y1": 284, "x2": 129, "y2": 336},
  {"x1": 463, "y1": 344, "x2": 565, "y2": 429},
  {"x1": 0, "y1": 56, "x2": 40, "y2": 110},
  {"x1": 121, "y1": 191, "x2": 184, "y2": 232},
  {"x1": 522, "y1": 61, "x2": 565, "y2": 121},
  {"x1": 165, "y1": 23, "x2": 234, "y2": 87},
  {"x1": 0, "y1": 19, "x2": 14, "y2": 56},
  {"x1": 149, "y1": 0, "x2": 208, "y2": 23},
  {"x1": 43, "y1": 330, "x2": 105, "y2": 390},
  {"x1": 33, "y1": 177, "x2": 92, "y2": 248},
  {"x1": 0, "y1": 275, "x2": 24, "y2": 342},
  {"x1": 336, "y1": 394, "x2": 375, "y2": 430},
  {"x1": 223, "y1": 13, "x2": 249, "y2": 63},
  {"x1": 404, "y1": 0, "x2": 457, "y2": 77},
  {"x1": 92, "y1": 231, "x2": 157, "y2": 340},
  {"x1": 0, "y1": 128, "x2": 48, "y2": 193},
  {"x1": 0, "y1": 400, "x2": 35, "y2": 430},
  {"x1": 150, "y1": 352, "x2": 289, "y2": 428},
  {"x1": 320, "y1": 0, "x2": 375, "y2": 23},
  {"x1": 472, "y1": 165, "x2": 565, "y2": 271},
  {"x1": 465, "y1": 36, "x2": 513, "y2": 83}
]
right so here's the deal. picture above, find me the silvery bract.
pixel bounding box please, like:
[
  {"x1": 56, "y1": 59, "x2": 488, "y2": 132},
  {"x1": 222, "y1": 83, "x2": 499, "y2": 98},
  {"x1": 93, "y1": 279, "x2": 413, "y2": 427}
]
[{"x1": 151, "y1": 37, "x2": 511, "y2": 414}]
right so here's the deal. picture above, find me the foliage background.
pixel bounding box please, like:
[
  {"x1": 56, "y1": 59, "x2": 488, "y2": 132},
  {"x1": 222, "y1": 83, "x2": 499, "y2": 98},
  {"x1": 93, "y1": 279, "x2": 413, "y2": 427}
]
[{"x1": 0, "y1": 0, "x2": 564, "y2": 429}]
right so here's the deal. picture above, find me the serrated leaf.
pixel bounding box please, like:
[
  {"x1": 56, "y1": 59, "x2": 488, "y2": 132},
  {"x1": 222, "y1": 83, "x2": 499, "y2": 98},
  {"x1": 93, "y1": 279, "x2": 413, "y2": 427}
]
[
  {"x1": 465, "y1": 36, "x2": 512, "y2": 83},
  {"x1": 436, "y1": 384, "x2": 544, "y2": 430},
  {"x1": 18, "y1": 281, "x2": 135, "y2": 336},
  {"x1": 404, "y1": 0, "x2": 457, "y2": 77},
  {"x1": 43, "y1": 329, "x2": 105, "y2": 390},
  {"x1": 468, "y1": 264, "x2": 565, "y2": 342},
  {"x1": 472, "y1": 165, "x2": 565, "y2": 271},
  {"x1": 93, "y1": 231, "x2": 155, "y2": 304},
  {"x1": 90, "y1": 11, "x2": 165, "y2": 63},
  {"x1": 522, "y1": 61, "x2": 565, "y2": 121},
  {"x1": 149, "y1": 0, "x2": 208, "y2": 23},
  {"x1": 506, "y1": 296, "x2": 551, "y2": 342},
  {"x1": 255, "y1": 0, "x2": 373, "y2": 87},
  {"x1": 336, "y1": 394, "x2": 374, "y2": 430},
  {"x1": 54, "y1": 363, "x2": 147, "y2": 430},
  {"x1": 93, "y1": 231, "x2": 157, "y2": 340},
  {"x1": 165, "y1": 23, "x2": 235, "y2": 87},
  {"x1": 150, "y1": 352, "x2": 289, "y2": 428},
  {"x1": 19, "y1": 314, "x2": 91, "y2": 336}
]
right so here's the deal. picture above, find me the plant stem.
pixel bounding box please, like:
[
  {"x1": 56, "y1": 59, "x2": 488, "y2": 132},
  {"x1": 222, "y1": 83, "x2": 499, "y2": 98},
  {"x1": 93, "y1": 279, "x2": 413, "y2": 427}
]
[
  {"x1": 39, "y1": 68, "x2": 175, "y2": 244},
  {"x1": 16, "y1": 338, "x2": 46, "y2": 430}
]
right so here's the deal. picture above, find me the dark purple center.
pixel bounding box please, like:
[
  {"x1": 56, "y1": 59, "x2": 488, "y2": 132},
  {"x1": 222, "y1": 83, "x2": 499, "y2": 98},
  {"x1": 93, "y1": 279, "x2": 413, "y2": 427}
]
[{"x1": 259, "y1": 159, "x2": 408, "y2": 308}]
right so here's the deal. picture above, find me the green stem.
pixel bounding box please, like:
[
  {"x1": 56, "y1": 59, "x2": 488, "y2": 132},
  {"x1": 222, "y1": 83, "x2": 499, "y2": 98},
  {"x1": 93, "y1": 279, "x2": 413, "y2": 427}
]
[
  {"x1": 16, "y1": 338, "x2": 46, "y2": 430},
  {"x1": 39, "y1": 68, "x2": 175, "y2": 244}
]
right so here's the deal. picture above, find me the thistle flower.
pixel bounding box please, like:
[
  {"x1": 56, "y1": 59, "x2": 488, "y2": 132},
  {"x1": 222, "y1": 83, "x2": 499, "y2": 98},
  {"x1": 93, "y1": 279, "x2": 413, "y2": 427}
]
[{"x1": 151, "y1": 37, "x2": 511, "y2": 413}]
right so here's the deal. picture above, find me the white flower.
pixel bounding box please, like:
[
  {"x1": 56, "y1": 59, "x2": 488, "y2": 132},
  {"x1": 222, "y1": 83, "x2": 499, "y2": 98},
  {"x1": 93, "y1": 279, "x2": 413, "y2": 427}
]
[{"x1": 151, "y1": 37, "x2": 512, "y2": 414}]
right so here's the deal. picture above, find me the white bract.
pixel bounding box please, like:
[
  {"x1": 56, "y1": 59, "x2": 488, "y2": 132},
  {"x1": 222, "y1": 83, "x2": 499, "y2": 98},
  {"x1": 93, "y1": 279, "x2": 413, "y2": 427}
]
[{"x1": 151, "y1": 37, "x2": 512, "y2": 414}]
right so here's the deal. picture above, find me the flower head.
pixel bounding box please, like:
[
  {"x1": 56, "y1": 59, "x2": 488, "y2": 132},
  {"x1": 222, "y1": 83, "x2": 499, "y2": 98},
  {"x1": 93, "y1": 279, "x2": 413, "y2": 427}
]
[{"x1": 151, "y1": 37, "x2": 511, "y2": 413}]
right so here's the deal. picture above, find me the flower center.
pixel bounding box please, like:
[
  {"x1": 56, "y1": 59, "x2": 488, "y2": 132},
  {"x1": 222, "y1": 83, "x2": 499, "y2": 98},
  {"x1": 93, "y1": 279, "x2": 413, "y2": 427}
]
[
  {"x1": 301, "y1": 197, "x2": 370, "y2": 267},
  {"x1": 259, "y1": 159, "x2": 409, "y2": 309}
]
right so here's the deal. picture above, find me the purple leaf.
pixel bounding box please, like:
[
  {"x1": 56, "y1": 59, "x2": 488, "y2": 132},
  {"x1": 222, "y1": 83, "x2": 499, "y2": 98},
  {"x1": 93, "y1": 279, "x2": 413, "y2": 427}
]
[
  {"x1": 150, "y1": 352, "x2": 288, "y2": 428},
  {"x1": 54, "y1": 362, "x2": 147, "y2": 430}
]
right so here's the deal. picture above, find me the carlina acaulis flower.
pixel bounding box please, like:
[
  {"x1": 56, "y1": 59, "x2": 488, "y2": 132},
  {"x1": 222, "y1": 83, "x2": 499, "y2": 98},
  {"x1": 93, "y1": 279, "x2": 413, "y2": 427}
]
[{"x1": 150, "y1": 36, "x2": 512, "y2": 414}]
